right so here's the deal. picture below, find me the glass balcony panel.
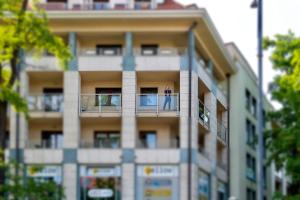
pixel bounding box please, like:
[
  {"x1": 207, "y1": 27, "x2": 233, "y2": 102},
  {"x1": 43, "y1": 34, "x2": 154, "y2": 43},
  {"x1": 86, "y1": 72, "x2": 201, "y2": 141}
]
[
  {"x1": 136, "y1": 94, "x2": 179, "y2": 113},
  {"x1": 28, "y1": 94, "x2": 63, "y2": 112},
  {"x1": 80, "y1": 94, "x2": 121, "y2": 113}
]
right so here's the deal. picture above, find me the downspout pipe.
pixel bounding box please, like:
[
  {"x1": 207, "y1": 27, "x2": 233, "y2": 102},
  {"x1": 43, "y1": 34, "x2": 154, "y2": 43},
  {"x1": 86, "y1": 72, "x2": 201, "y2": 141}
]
[{"x1": 188, "y1": 21, "x2": 197, "y2": 200}]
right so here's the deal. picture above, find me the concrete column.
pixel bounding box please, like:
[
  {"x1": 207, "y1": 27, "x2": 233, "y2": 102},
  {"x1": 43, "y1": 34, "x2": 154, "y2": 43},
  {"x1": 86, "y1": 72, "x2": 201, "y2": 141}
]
[
  {"x1": 204, "y1": 92, "x2": 217, "y2": 200},
  {"x1": 63, "y1": 164, "x2": 78, "y2": 200},
  {"x1": 68, "y1": 32, "x2": 77, "y2": 71},
  {"x1": 63, "y1": 71, "x2": 80, "y2": 148},
  {"x1": 122, "y1": 164, "x2": 135, "y2": 200},
  {"x1": 19, "y1": 71, "x2": 29, "y2": 149},
  {"x1": 179, "y1": 71, "x2": 189, "y2": 149}
]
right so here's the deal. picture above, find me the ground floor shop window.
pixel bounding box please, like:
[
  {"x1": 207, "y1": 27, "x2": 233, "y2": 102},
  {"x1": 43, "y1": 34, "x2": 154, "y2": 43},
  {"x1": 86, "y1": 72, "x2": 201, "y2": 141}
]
[
  {"x1": 198, "y1": 170, "x2": 210, "y2": 200},
  {"x1": 217, "y1": 181, "x2": 226, "y2": 200},
  {"x1": 137, "y1": 165, "x2": 179, "y2": 200},
  {"x1": 80, "y1": 166, "x2": 121, "y2": 200},
  {"x1": 26, "y1": 165, "x2": 62, "y2": 199}
]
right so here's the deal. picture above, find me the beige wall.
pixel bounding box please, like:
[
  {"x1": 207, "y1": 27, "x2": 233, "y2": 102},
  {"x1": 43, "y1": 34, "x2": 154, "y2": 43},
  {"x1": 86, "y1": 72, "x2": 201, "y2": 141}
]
[
  {"x1": 137, "y1": 81, "x2": 179, "y2": 94},
  {"x1": 81, "y1": 80, "x2": 122, "y2": 94},
  {"x1": 28, "y1": 119, "x2": 62, "y2": 141}
]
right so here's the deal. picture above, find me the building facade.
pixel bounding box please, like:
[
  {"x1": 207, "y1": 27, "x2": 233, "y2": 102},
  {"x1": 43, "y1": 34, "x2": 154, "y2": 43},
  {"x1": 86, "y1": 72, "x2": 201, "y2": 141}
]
[
  {"x1": 5, "y1": 0, "x2": 237, "y2": 200},
  {"x1": 226, "y1": 43, "x2": 276, "y2": 200}
]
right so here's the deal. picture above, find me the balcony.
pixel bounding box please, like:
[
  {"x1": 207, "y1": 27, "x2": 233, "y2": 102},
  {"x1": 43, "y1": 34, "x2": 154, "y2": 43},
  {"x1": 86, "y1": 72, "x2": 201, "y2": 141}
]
[
  {"x1": 28, "y1": 94, "x2": 63, "y2": 112},
  {"x1": 78, "y1": 48, "x2": 123, "y2": 71},
  {"x1": 136, "y1": 94, "x2": 179, "y2": 116},
  {"x1": 135, "y1": 48, "x2": 183, "y2": 71},
  {"x1": 217, "y1": 160, "x2": 227, "y2": 171},
  {"x1": 25, "y1": 55, "x2": 61, "y2": 71},
  {"x1": 198, "y1": 100, "x2": 210, "y2": 130},
  {"x1": 26, "y1": 139, "x2": 63, "y2": 149},
  {"x1": 217, "y1": 121, "x2": 227, "y2": 144},
  {"x1": 137, "y1": 138, "x2": 179, "y2": 149},
  {"x1": 80, "y1": 137, "x2": 121, "y2": 149},
  {"x1": 80, "y1": 94, "x2": 121, "y2": 117}
]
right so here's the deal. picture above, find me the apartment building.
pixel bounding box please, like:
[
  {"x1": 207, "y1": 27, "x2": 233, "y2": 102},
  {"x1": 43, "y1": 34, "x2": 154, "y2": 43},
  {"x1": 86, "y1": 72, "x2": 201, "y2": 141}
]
[
  {"x1": 5, "y1": 0, "x2": 238, "y2": 200},
  {"x1": 226, "y1": 43, "x2": 275, "y2": 200}
]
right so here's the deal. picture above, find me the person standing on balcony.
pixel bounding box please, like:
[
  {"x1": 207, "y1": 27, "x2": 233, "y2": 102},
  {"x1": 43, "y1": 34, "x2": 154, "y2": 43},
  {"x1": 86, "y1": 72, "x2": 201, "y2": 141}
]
[{"x1": 163, "y1": 86, "x2": 172, "y2": 110}]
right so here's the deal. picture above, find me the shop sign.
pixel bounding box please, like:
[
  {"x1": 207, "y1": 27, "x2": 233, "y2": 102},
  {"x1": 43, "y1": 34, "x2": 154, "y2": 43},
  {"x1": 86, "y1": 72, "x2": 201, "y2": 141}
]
[
  {"x1": 84, "y1": 166, "x2": 121, "y2": 177},
  {"x1": 138, "y1": 166, "x2": 178, "y2": 177},
  {"x1": 88, "y1": 189, "x2": 114, "y2": 198},
  {"x1": 27, "y1": 166, "x2": 61, "y2": 178}
]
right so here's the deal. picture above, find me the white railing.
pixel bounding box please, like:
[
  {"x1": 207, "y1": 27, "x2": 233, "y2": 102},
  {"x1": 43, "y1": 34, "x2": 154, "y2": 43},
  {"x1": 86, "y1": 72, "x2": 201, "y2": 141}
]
[
  {"x1": 80, "y1": 94, "x2": 122, "y2": 113},
  {"x1": 26, "y1": 139, "x2": 63, "y2": 149},
  {"x1": 199, "y1": 100, "x2": 210, "y2": 128},
  {"x1": 136, "y1": 138, "x2": 179, "y2": 149},
  {"x1": 136, "y1": 93, "x2": 179, "y2": 114},
  {"x1": 28, "y1": 94, "x2": 63, "y2": 112},
  {"x1": 134, "y1": 48, "x2": 186, "y2": 56}
]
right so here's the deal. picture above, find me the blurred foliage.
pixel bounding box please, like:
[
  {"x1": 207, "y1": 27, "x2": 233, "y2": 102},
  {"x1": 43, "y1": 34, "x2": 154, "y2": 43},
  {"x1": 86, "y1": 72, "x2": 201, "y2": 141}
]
[
  {"x1": 264, "y1": 31, "x2": 300, "y2": 198},
  {"x1": 0, "y1": 150, "x2": 64, "y2": 200}
]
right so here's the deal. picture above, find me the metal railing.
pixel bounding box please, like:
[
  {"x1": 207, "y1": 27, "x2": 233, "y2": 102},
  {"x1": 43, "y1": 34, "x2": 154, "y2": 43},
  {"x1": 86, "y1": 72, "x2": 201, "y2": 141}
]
[
  {"x1": 134, "y1": 48, "x2": 186, "y2": 56},
  {"x1": 26, "y1": 139, "x2": 63, "y2": 149},
  {"x1": 217, "y1": 120, "x2": 227, "y2": 143},
  {"x1": 136, "y1": 93, "x2": 179, "y2": 114},
  {"x1": 136, "y1": 138, "x2": 179, "y2": 149},
  {"x1": 80, "y1": 139, "x2": 121, "y2": 149},
  {"x1": 36, "y1": 2, "x2": 67, "y2": 10},
  {"x1": 28, "y1": 94, "x2": 63, "y2": 112},
  {"x1": 199, "y1": 100, "x2": 210, "y2": 128},
  {"x1": 80, "y1": 94, "x2": 121, "y2": 113}
]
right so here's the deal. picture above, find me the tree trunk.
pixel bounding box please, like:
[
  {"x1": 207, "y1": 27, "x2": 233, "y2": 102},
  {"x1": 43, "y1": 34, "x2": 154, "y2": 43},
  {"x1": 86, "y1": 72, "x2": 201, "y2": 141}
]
[{"x1": 0, "y1": 101, "x2": 8, "y2": 187}]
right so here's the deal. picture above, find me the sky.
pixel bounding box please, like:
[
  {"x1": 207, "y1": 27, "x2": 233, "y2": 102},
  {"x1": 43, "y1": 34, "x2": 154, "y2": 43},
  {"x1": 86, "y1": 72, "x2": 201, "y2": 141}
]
[{"x1": 177, "y1": 0, "x2": 300, "y2": 103}]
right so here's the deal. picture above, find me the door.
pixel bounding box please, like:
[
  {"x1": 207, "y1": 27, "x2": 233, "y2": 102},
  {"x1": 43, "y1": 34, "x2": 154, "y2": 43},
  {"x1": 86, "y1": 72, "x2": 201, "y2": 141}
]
[{"x1": 43, "y1": 88, "x2": 63, "y2": 112}]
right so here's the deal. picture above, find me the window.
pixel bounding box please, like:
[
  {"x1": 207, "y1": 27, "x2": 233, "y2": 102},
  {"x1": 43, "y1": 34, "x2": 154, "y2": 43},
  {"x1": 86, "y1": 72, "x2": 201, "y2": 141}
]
[
  {"x1": 94, "y1": 131, "x2": 121, "y2": 148},
  {"x1": 140, "y1": 88, "x2": 158, "y2": 106},
  {"x1": 41, "y1": 131, "x2": 63, "y2": 148},
  {"x1": 251, "y1": 97, "x2": 257, "y2": 117},
  {"x1": 141, "y1": 44, "x2": 158, "y2": 55},
  {"x1": 95, "y1": 88, "x2": 122, "y2": 107},
  {"x1": 246, "y1": 119, "x2": 256, "y2": 148},
  {"x1": 246, "y1": 188, "x2": 256, "y2": 200},
  {"x1": 139, "y1": 131, "x2": 157, "y2": 148},
  {"x1": 43, "y1": 88, "x2": 63, "y2": 112},
  {"x1": 263, "y1": 166, "x2": 267, "y2": 188},
  {"x1": 246, "y1": 154, "x2": 256, "y2": 181},
  {"x1": 245, "y1": 89, "x2": 251, "y2": 111},
  {"x1": 96, "y1": 45, "x2": 122, "y2": 56}
]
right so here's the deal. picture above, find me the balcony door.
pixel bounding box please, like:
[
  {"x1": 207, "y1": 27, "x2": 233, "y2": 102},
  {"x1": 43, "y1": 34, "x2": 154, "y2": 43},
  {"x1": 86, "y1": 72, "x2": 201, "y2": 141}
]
[
  {"x1": 94, "y1": 131, "x2": 121, "y2": 149},
  {"x1": 139, "y1": 131, "x2": 157, "y2": 149},
  {"x1": 41, "y1": 131, "x2": 63, "y2": 149},
  {"x1": 43, "y1": 88, "x2": 63, "y2": 112},
  {"x1": 140, "y1": 87, "x2": 158, "y2": 107},
  {"x1": 95, "y1": 88, "x2": 121, "y2": 107}
]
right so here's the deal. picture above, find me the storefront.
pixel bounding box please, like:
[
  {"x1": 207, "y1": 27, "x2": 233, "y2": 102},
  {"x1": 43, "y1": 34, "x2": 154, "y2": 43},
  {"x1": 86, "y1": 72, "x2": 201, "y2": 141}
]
[
  {"x1": 198, "y1": 170, "x2": 210, "y2": 200},
  {"x1": 80, "y1": 165, "x2": 121, "y2": 200},
  {"x1": 137, "y1": 165, "x2": 179, "y2": 200}
]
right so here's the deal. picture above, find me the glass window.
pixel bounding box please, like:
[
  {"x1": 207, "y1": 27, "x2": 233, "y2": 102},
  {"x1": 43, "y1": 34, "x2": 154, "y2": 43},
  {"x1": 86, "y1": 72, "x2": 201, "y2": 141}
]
[
  {"x1": 94, "y1": 131, "x2": 121, "y2": 148},
  {"x1": 140, "y1": 88, "x2": 158, "y2": 107},
  {"x1": 41, "y1": 131, "x2": 63, "y2": 149},
  {"x1": 246, "y1": 188, "x2": 256, "y2": 200},
  {"x1": 251, "y1": 97, "x2": 257, "y2": 117},
  {"x1": 245, "y1": 89, "x2": 251, "y2": 111},
  {"x1": 141, "y1": 45, "x2": 158, "y2": 55},
  {"x1": 246, "y1": 154, "x2": 256, "y2": 181},
  {"x1": 43, "y1": 88, "x2": 63, "y2": 112},
  {"x1": 140, "y1": 131, "x2": 157, "y2": 149},
  {"x1": 96, "y1": 45, "x2": 122, "y2": 56},
  {"x1": 80, "y1": 166, "x2": 121, "y2": 200},
  {"x1": 95, "y1": 88, "x2": 122, "y2": 107},
  {"x1": 198, "y1": 170, "x2": 210, "y2": 200}
]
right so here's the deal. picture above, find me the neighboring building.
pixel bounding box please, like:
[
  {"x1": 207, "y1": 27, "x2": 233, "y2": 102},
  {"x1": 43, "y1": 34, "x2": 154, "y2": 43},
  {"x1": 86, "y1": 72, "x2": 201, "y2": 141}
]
[
  {"x1": 226, "y1": 43, "x2": 276, "y2": 200},
  {"x1": 6, "y1": 0, "x2": 237, "y2": 200}
]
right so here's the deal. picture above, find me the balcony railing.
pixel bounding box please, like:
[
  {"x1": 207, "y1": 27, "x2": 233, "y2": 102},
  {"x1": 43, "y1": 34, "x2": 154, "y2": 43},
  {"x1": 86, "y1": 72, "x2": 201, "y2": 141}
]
[
  {"x1": 199, "y1": 100, "x2": 210, "y2": 128},
  {"x1": 136, "y1": 94, "x2": 179, "y2": 114},
  {"x1": 217, "y1": 121, "x2": 227, "y2": 144},
  {"x1": 37, "y1": 2, "x2": 67, "y2": 10},
  {"x1": 134, "y1": 2, "x2": 151, "y2": 10},
  {"x1": 136, "y1": 138, "x2": 179, "y2": 149},
  {"x1": 26, "y1": 139, "x2": 63, "y2": 149},
  {"x1": 80, "y1": 139, "x2": 121, "y2": 149},
  {"x1": 80, "y1": 94, "x2": 121, "y2": 113},
  {"x1": 28, "y1": 94, "x2": 63, "y2": 112},
  {"x1": 198, "y1": 146, "x2": 209, "y2": 159}
]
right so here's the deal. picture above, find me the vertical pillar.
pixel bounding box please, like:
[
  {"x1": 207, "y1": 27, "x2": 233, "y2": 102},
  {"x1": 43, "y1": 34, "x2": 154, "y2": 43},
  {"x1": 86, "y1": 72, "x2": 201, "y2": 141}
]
[
  {"x1": 19, "y1": 72, "x2": 29, "y2": 149},
  {"x1": 63, "y1": 70, "x2": 80, "y2": 200},
  {"x1": 122, "y1": 31, "x2": 136, "y2": 200},
  {"x1": 68, "y1": 32, "x2": 77, "y2": 71},
  {"x1": 151, "y1": 0, "x2": 157, "y2": 9},
  {"x1": 205, "y1": 92, "x2": 217, "y2": 200}
]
